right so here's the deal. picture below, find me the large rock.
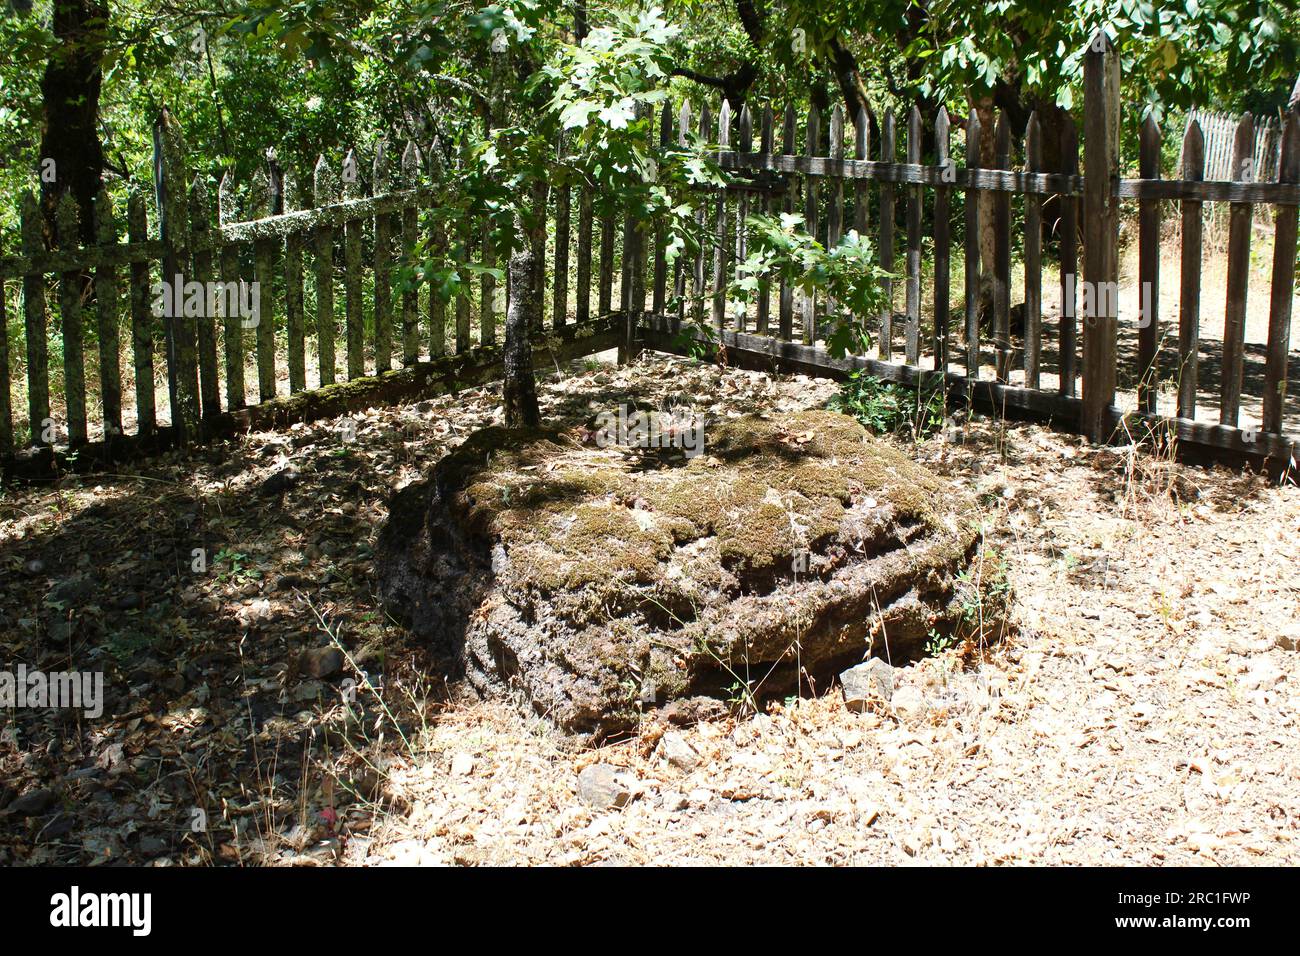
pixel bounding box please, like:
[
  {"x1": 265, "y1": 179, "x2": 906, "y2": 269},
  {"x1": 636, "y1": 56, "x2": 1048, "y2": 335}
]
[{"x1": 378, "y1": 409, "x2": 999, "y2": 740}]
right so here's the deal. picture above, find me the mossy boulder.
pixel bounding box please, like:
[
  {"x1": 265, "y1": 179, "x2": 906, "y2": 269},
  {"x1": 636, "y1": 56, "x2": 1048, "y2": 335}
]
[{"x1": 378, "y1": 409, "x2": 998, "y2": 740}]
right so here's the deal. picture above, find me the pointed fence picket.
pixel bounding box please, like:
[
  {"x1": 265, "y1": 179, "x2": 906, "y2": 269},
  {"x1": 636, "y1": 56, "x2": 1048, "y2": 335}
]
[{"x1": 2, "y1": 66, "x2": 1299, "y2": 477}]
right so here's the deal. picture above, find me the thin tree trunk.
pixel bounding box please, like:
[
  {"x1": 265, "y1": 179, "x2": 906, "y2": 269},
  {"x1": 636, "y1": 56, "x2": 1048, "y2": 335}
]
[
  {"x1": 503, "y1": 201, "x2": 543, "y2": 428},
  {"x1": 530, "y1": 182, "x2": 550, "y2": 326},
  {"x1": 972, "y1": 93, "x2": 997, "y2": 324},
  {"x1": 40, "y1": 0, "x2": 108, "y2": 246}
]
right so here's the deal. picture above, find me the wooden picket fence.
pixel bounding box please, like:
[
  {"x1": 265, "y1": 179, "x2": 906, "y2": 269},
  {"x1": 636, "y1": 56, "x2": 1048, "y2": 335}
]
[
  {"x1": 636, "y1": 34, "x2": 1300, "y2": 467},
  {"x1": 1, "y1": 31, "x2": 1297, "y2": 478},
  {"x1": 0, "y1": 109, "x2": 623, "y2": 475},
  {"x1": 1187, "y1": 108, "x2": 1284, "y2": 183}
]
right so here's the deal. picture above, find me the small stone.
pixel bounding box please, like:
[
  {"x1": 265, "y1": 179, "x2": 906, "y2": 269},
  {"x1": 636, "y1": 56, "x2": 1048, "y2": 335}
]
[
  {"x1": 96, "y1": 743, "x2": 127, "y2": 775},
  {"x1": 299, "y1": 646, "x2": 344, "y2": 680},
  {"x1": 1239, "y1": 660, "x2": 1283, "y2": 690},
  {"x1": 1276, "y1": 630, "x2": 1299, "y2": 652},
  {"x1": 662, "y1": 732, "x2": 700, "y2": 771},
  {"x1": 576, "y1": 763, "x2": 631, "y2": 810},
  {"x1": 293, "y1": 680, "x2": 324, "y2": 702},
  {"x1": 113, "y1": 592, "x2": 142, "y2": 611},
  {"x1": 46, "y1": 573, "x2": 93, "y2": 608},
  {"x1": 138, "y1": 835, "x2": 169, "y2": 857},
  {"x1": 450, "y1": 753, "x2": 475, "y2": 777},
  {"x1": 555, "y1": 805, "x2": 591, "y2": 833},
  {"x1": 44, "y1": 812, "x2": 76, "y2": 838},
  {"x1": 258, "y1": 467, "x2": 299, "y2": 496},
  {"x1": 660, "y1": 790, "x2": 689, "y2": 812},
  {"x1": 9, "y1": 788, "x2": 56, "y2": 817},
  {"x1": 45, "y1": 615, "x2": 73, "y2": 645},
  {"x1": 891, "y1": 685, "x2": 927, "y2": 722},
  {"x1": 840, "y1": 658, "x2": 894, "y2": 712},
  {"x1": 236, "y1": 598, "x2": 274, "y2": 627}
]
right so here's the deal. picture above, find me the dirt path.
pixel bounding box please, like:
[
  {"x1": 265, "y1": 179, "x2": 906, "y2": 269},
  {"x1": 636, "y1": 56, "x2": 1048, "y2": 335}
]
[
  {"x1": 356, "y1": 364, "x2": 1300, "y2": 866},
  {"x1": 1, "y1": 352, "x2": 1296, "y2": 865}
]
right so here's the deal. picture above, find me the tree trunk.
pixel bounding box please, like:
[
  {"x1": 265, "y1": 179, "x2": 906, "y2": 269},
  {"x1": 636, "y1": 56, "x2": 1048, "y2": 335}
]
[
  {"x1": 40, "y1": 0, "x2": 108, "y2": 247},
  {"x1": 503, "y1": 212, "x2": 541, "y2": 429},
  {"x1": 827, "y1": 37, "x2": 875, "y2": 133},
  {"x1": 529, "y1": 182, "x2": 550, "y2": 331},
  {"x1": 972, "y1": 94, "x2": 997, "y2": 324}
]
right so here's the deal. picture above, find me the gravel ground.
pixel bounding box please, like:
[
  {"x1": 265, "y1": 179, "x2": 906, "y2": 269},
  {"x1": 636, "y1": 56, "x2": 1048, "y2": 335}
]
[{"x1": 1, "y1": 351, "x2": 1296, "y2": 865}]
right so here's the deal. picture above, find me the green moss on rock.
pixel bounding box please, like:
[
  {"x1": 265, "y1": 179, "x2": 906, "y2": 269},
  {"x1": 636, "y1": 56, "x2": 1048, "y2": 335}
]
[{"x1": 381, "y1": 409, "x2": 999, "y2": 740}]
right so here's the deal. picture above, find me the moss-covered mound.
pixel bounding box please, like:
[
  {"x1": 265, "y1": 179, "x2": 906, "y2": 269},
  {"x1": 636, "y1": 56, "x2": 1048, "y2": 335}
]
[{"x1": 378, "y1": 409, "x2": 999, "y2": 739}]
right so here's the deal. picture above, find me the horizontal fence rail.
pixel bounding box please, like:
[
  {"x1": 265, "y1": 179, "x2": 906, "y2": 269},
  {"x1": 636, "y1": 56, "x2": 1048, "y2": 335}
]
[
  {"x1": 629, "y1": 35, "x2": 1298, "y2": 468},
  {"x1": 2, "y1": 34, "x2": 1298, "y2": 478},
  {"x1": 0, "y1": 110, "x2": 633, "y2": 473}
]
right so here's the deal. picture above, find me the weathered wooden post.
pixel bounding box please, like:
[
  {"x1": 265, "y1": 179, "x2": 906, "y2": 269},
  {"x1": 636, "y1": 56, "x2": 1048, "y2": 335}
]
[
  {"x1": 878, "y1": 109, "x2": 895, "y2": 359},
  {"x1": 452, "y1": 141, "x2": 472, "y2": 351},
  {"x1": 153, "y1": 108, "x2": 201, "y2": 443},
  {"x1": 1176, "y1": 120, "x2": 1204, "y2": 419},
  {"x1": 1220, "y1": 114, "x2": 1255, "y2": 427},
  {"x1": 755, "y1": 105, "x2": 775, "y2": 336},
  {"x1": 128, "y1": 189, "x2": 158, "y2": 431},
  {"x1": 315, "y1": 154, "x2": 340, "y2": 380},
  {"x1": 963, "y1": 110, "x2": 981, "y2": 379},
  {"x1": 504, "y1": 195, "x2": 543, "y2": 427},
  {"x1": 425, "y1": 140, "x2": 448, "y2": 358},
  {"x1": 672, "y1": 101, "x2": 692, "y2": 333},
  {"x1": 372, "y1": 141, "x2": 394, "y2": 371},
  {"x1": 1081, "y1": 30, "x2": 1121, "y2": 443},
  {"x1": 1262, "y1": 79, "x2": 1300, "y2": 436},
  {"x1": 1059, "y1": 119, "x2": 1080, "y2": 398},
  {"x1": 1136, "y1": 114, "x2": 1162, "y2": 415},
  {"x1": 342, "y1": 149, "x2": 366, "y2": 379},
  {"x1": 284, "y1": 170, "x2": 307, "y2": 393},
  {"x1": 802, "y1": 103, "x2": 819, "y2": 344},
  {"x1": 1023, "y1": 113, "x2": 1044, "y2": 389},
  {"x1": 56, "y1": 194, "x2": 87, "y2": 447},
  {"x1": 94, "y1": 188, "x2": 124, "y2": 439},
  {"x1": 188, "y1": 176, "x2": 220, "y2": 417},
  {"x1": 992, "y1": 113, "x2": 1012, "y2": 383},
  {"x1": 734, "y1": 104, "x2": 753, "y2": 333},
  {"x1": 651, "y1": 102, "x2": 672, "y2": 323},
  {"x1": 251, "y1": 166, "x2": 278, "y2": 401},
  {"x1": 575, "y1": 156, "x2": 595, "y2": 325},
  {"x1": 905, "y1": 104, "x2": 922, "y2": 365},
  {"x1": 778, "y1": 104, "x2": 797, "y2": 340},
  {"x1": 933, "y1": 106, "x2": 951, "y2": 373}
]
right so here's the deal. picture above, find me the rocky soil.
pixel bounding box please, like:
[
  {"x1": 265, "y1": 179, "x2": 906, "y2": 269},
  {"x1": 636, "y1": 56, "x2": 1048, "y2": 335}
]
[{"x1": 0, "y1": 350, "x2": 1296, "y2": 865}]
